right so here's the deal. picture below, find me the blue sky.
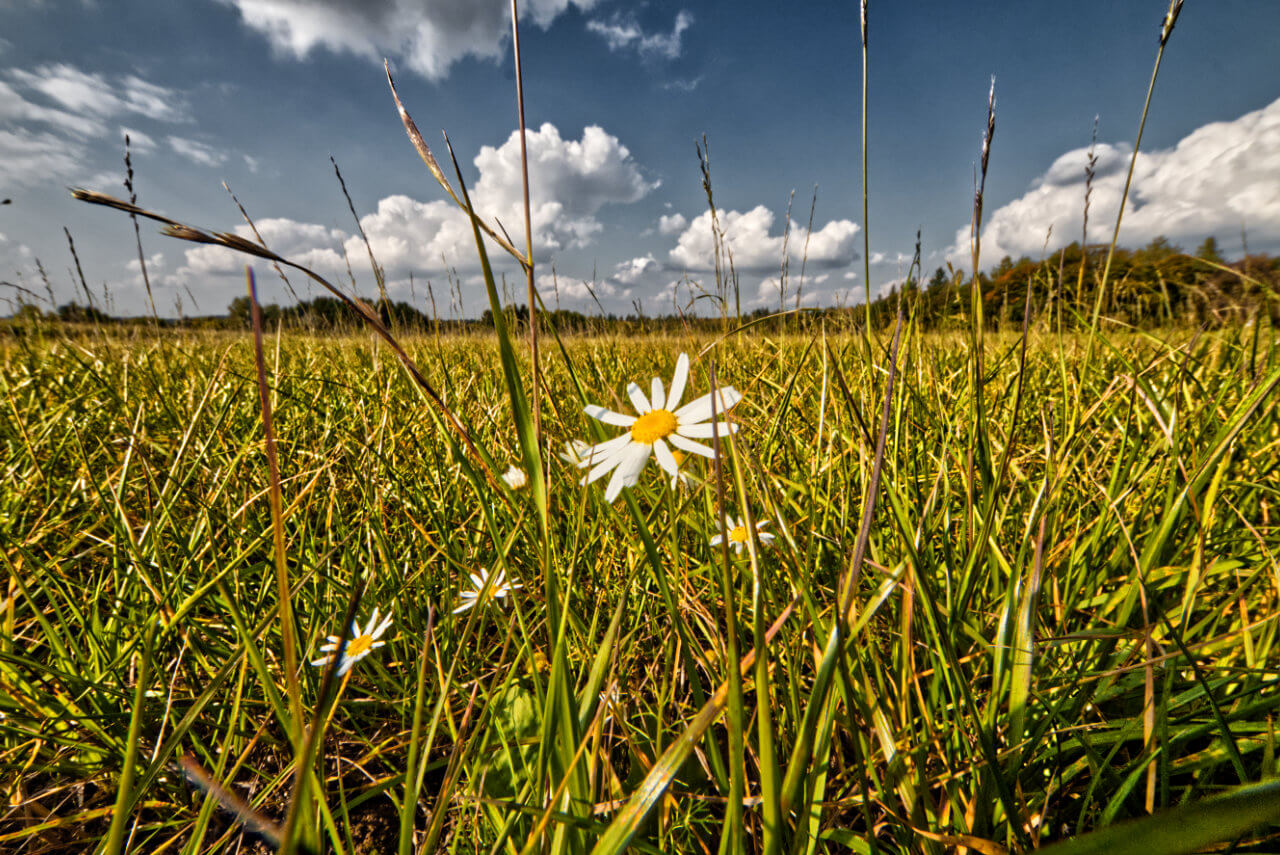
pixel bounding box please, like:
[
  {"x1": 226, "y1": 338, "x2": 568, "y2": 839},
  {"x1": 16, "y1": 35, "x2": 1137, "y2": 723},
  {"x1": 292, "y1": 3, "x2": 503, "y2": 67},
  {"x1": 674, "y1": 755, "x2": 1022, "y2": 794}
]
[{"x1": 1, "y1": 0, "x2": 1278, "y2": 318}]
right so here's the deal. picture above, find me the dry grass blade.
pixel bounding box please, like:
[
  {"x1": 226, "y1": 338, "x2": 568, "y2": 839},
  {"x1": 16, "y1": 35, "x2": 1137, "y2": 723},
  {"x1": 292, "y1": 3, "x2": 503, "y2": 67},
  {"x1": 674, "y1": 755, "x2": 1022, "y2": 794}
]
[{"x1": 384, "y1": 60, "x2": 528, "y2": 268}]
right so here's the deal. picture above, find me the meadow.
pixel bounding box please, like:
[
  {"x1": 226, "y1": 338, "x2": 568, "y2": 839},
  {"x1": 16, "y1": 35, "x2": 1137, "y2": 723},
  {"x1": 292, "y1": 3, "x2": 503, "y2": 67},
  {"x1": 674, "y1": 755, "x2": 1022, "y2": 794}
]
[
  {"x1": 5, "y1": 0, "x2": 1280, "y2": 851},
  {"x1": 2, "y1": 316, "x2": 1279, "y2": 853}
]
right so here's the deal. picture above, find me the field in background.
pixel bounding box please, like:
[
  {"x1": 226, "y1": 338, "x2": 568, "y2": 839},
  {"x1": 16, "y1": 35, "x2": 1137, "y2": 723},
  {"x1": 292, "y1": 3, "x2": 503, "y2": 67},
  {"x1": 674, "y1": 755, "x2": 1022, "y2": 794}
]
[{"x1": 2, "y1": 322, "x2": 1278, "y2": 852}]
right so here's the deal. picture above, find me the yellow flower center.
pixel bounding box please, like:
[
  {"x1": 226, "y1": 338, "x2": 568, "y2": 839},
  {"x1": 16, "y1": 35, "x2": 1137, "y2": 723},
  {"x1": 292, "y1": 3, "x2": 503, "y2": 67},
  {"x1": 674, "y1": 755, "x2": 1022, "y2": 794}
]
[
  {"x1": 630, "y1": 409, "x2": 678, "y2": 444},
  {"x1": 347, "y1": 635, "x2": 374, "y2": 657},
  {"x1": 728, "y1": 526, "x2": 749, "y2": 544}
]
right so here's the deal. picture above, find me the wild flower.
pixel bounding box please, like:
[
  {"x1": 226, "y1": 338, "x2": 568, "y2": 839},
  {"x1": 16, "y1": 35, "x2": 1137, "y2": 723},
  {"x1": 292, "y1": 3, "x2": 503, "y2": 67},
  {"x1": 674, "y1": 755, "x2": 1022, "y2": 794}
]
[
  {"x1": 310, "y1": 608, "x2": 394, "y2": 676},
  {"x1": 710, "y1": 515, "x2": 775, "y2": 555},
  {"x1": 578, "y1": 353, "x2": 741, "y2": 502},
  {"x1": 454, "y1": 566, "x2": 523, "y2": 614},
  {"x1": 502, "y1": 465, "x2": 528, "y2": 490}
]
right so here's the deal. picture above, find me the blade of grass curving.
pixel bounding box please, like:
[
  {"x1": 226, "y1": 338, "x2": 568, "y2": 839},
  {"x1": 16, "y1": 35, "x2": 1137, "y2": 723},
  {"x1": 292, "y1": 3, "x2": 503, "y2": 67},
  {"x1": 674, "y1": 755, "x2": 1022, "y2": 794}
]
[
  {"x1": 510, "y1": 0, "x2": 542, "y2": 451},
  {"x1": 1035, "y1": 778, "x2": 1280, "y2": 855}
]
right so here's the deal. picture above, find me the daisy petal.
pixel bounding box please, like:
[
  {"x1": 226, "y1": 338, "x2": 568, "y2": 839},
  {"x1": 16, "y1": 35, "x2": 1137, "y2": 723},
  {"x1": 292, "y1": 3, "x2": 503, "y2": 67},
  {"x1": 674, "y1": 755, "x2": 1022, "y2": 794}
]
[
  {"x1": 627, "y1": 382, "x2": 652, "y2": 414},
  {"x1": 584, "y1": 405, "x2": 636, "y2": 427},
  {"x1": 651, "y1": 377, "x2": 665, "y2": 410},
  {"x1": 584, "y1": 444, "x2": 630, "y2": 484},
  {"x1": 653, "y1": 439, "x2": 679, "y2": 477},
  {"x1": 604, "y1": 444, "x2": 650, "y2": 502},
  {"x1": 668, "y1": 432, "x2": 715, "y2": 459},
  {"x1": 710, "y1": 534, "x2": 723, "y2": 546},
  {"x1": 580, "y1": 434, "x2": 633, "y2": 467},
  {"x1": 666, "y1": 353, "x2": 690, "y2": 412},
  {"x1": 675, "y1": 387, "x2": 742, "y2": 424},
  {"x1": 677, "y1": 420, "x2": 737, "y2": 439}
]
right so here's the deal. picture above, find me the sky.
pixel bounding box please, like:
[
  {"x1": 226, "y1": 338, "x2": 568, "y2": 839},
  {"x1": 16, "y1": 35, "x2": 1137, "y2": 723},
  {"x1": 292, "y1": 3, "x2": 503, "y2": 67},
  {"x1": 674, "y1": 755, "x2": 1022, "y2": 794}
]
[{"x1": 1, "y1": 0, "x2": 1278, "y2": 319}]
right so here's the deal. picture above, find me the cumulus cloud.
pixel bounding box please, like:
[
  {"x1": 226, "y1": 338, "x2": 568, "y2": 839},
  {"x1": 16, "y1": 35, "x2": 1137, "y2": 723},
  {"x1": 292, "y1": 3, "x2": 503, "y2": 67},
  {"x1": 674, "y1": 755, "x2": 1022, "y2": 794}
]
[
  {"x1": 218, "y1": 0, "x2": 597, "y2": 81},
  {"x1": 347, "y1": 123, "x2": 654, "y2": 275},
  {"x1": 587, "y1": 10, "x2": 693, "y2": 59},
  {"x1": 657, "y1": 212, "x2": 687, "y2": 235},
  {"x1": 180, "y1": 218, "x2": 348, "y2": 280},
  {"x1": 178, "y1": 123, "x2": 654, "y2": 292},
  {"x1": 168, "y1": 136, "x2": 228, "y2": 167},
  {"x1": 952, "y1": 95, "x2": 1280, "y2": 265},
  {"x1": 668, "y1": 206, "x2": 859, "y2": 273},
  {"x1": 611, "y1": 254, "x2": 660, "y2": 284}
]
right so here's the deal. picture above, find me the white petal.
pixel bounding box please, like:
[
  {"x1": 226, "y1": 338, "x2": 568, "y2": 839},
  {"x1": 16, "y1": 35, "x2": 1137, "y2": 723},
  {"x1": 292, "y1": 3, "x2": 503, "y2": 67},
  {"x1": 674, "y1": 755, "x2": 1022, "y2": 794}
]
[
  {"x1": 371, "y1": 612, "x2": 394, "y2": 639},
  {"x1": 653, "y1": 439, "x2": 679, "y2": 477},
  {"x1": 584, "y1": 405, "x2": 636, "y2": 427},
  {"x1": 453, "y1": 597, "x2": 477, "y2": 614},
  {"x1": 677, "y1": 421, "x2": 737, "y2": 440},
  {"x1": 311, "y1": 656, "x2": 330, "y2": 667},
  {"x1": 650, "y1": 377, "x2": 665, "y2": 410},
  {"x1": 666, "y1": 353, "x2": 690, "y2": 411},
  {"x1": 627, "y1": 382, "x2": 652, "y2": 414},
  {"x1": 668, "y1": 432, "x2": 715, "y2": 459},
  {"x1": 580, "y1": 434, "x2": 633, "y2": 468},
  {"x1": 583, "y1": 442, "x2": 632, "y2": 485},
  {"x1": 709, "y1": 534, "x2": 723, "y2": 546},
  {"x1": 604, "y1": 443, "x2": 650, "y2": 502},
  {"x1": 675, "y1": 387, "x2": 742, "y2": 425}
]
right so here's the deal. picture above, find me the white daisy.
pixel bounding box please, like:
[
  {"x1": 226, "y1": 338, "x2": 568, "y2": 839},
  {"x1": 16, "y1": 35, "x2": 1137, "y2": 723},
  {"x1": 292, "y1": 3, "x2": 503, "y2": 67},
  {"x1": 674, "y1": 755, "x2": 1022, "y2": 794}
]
[
  {"x1": 453, "y1": 566, "x2": 523, "y2": 614},
  {"x1": 578, "y1": 353, "x2": 742, "y2": 502},
  {"x1": 709, "y1": 515, "x2": 775, "y2": 555},
  {"x1": 310, "y1": 608, "x2": 394, "y2": 676},
  {"x1": 502, "y1": 465, "x2": 528, "y2": 490}
]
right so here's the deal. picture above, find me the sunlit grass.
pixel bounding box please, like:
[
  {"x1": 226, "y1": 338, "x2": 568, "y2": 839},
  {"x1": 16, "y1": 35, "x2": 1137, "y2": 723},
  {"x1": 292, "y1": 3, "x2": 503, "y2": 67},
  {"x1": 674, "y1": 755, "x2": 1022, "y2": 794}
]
[{"x1": 2, "y1": 323, "x2": 1278, "y2": 852}]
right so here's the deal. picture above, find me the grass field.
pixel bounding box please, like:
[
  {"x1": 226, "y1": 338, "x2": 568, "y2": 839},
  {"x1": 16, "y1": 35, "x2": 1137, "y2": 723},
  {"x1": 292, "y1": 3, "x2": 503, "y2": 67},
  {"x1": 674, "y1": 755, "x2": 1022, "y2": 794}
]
[{"x1": 3, "y1": 319, "x2": 1279, "y2": 853}]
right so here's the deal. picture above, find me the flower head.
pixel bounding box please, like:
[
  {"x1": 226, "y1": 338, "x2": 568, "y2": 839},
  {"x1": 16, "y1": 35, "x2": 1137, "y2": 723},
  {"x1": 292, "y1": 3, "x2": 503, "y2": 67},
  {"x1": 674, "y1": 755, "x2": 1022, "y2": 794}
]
[
  {"x1": 666, "y1": 448, "x2": 696, "y2": 491},
  {"x1": 310, "y1": 608, "x2": 394, "y2": 676},
  {"x1": 454, "y1": 566, "x2": 523, "y2": 614},
  {"x1": 502, "y1": 465, "x2": 528, "y2": 490},
  {"x1": 709, "y1": 515, "x2": 775, "y2": 555},
  {"x1": 578, "y1": 353, "x2": 741, "y2": 502}
]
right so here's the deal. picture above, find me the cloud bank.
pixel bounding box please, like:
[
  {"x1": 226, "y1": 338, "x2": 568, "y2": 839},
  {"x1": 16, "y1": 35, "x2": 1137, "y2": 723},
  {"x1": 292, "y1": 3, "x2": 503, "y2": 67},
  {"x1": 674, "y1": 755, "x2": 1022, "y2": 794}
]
[{"x1": 953, "y1": 95, "x2": 1280, "y2": 265}]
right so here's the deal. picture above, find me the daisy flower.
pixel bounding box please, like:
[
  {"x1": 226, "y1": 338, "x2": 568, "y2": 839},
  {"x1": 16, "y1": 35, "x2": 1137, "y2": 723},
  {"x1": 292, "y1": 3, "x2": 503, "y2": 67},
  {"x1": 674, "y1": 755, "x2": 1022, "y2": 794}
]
[
  {"x1": 710, "y1": 515, "x2": 775, "y2": 555},
  {"x1": 502, "y1": 465, "x2": 528, "y2": 490},
  {"x1": 454, "y1": 566, "x2": 523, "y2": 614},
  {"x1": 310, "y1": 608, "x2": 394, "y2": 676},
  {"x1": 578, "y1": 353, "x2": 742, "y2": 502}
]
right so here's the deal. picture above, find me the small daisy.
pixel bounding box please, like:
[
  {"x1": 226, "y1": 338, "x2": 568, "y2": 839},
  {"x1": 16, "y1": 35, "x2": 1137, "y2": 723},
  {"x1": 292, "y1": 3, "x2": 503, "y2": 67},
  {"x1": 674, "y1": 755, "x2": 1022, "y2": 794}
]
[
  {"x1": 454, "y1": 566, "x2": 523, "y2": 614},
  {"x1": 710, "y1": 515, "x2": 775, "y2": 555},
  {"x1": 579, "y1": 353, "x2": 741, "y2": 502},
  {"x1": 502, "y1": 465, "x2": 528, "y2": 490},
  {"x1": 311, "y1": 608, "x2": 394, "y2": 676}
]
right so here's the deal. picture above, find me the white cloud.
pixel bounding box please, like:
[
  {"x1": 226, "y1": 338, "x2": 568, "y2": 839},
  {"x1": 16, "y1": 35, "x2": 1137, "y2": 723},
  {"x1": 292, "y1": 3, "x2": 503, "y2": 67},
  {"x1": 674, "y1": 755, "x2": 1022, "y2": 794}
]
[
  {"x1": 587, "y1": 9, "x2": 693, "y2": 60},
  {"x1": 668, "y1": 206, "x2": 859, "y2": 273},
  {"x1": 952, "y1": 95, "x2": 1280, "y2": 265},
  {"x1": 0, "y1": 79, "x2": 104, "y2": 136},
  {"x1": 7, "y1": 64, "x2": 187, "y2": 123},
  {"x1": 243, "y1": 154, "x2": 260, "y2": 172},
  {"x1": 657, "y1": 212, "x2": 687, "y2": 234},
  {"x1": 349, "y1": 123, "x2": 654, "y2": 274},
  {"x1": 611, "y1": 254, "x2": 659, "y2": 284},
  {"x1": 219, "y1": 0, "x2": 597, "y2": 81},
  {"x1": 176, "y1": 123, "x2": 653, "y2": 293},
  {"x1": 180, "y1": 218, "x2": 348, "y2": 279},
  {"x1": 0, "y1": 128, "x2": 86, "y2": 187},
  {"x1": 168, "y1": 135, "x2": 228, "y2": 167},
  {"x1": 125, "y1": 252, "x2": 166, "y2": 273}
]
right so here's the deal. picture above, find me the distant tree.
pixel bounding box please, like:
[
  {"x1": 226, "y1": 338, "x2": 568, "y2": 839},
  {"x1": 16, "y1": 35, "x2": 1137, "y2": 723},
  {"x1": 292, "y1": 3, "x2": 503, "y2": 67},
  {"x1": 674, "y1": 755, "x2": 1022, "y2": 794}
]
[
  {"x1": 1196, "y1": 236, "x2": 1224, "y2": 265},
  {"x1": 57, "y1": 302, "x2": 109, "y2": 323}
]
